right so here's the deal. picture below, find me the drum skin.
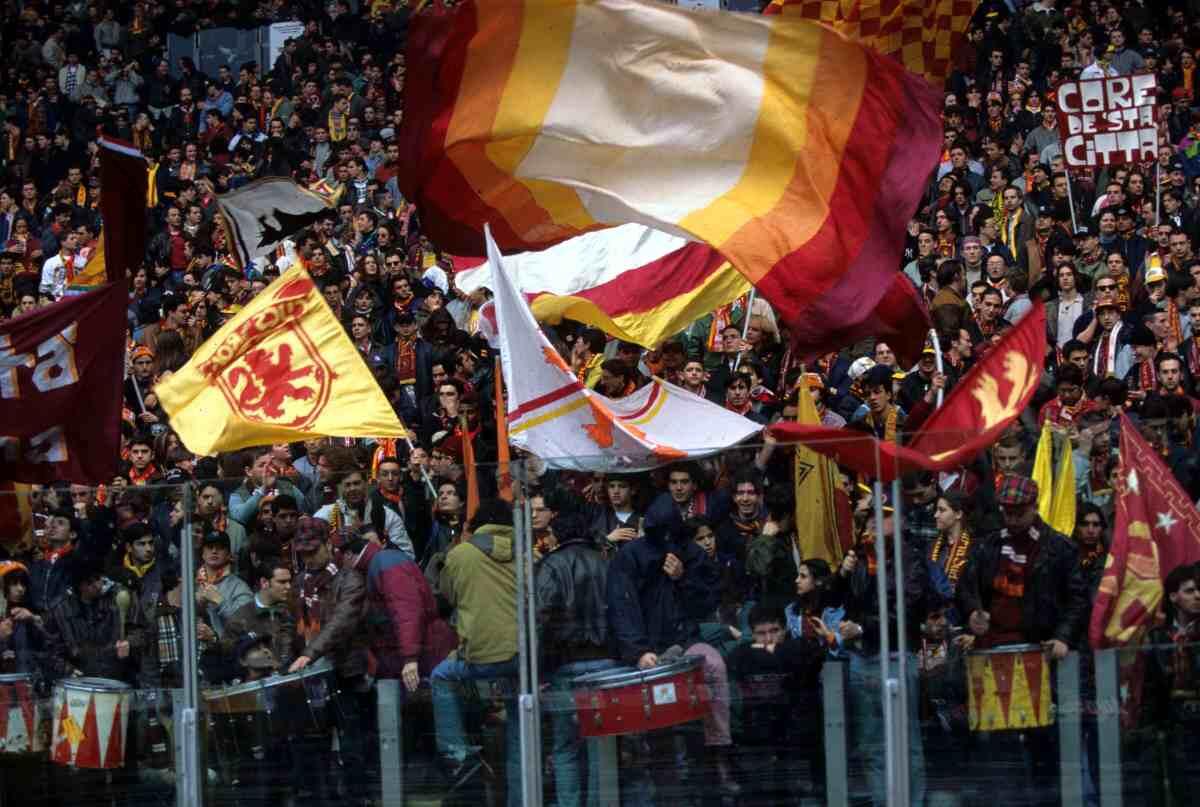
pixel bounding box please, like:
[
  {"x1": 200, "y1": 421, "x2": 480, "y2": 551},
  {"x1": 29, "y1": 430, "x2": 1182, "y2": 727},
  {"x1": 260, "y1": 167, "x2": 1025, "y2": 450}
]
[
  {"x1": 51, "y1": 677, "x2": 133, "y2": 769},
  {"x1": 966, "y1": 644, "x2": 1054, "y2": 732},
  {"x1": 571, "y1": 656, "x2": 709, "y2": 738}
]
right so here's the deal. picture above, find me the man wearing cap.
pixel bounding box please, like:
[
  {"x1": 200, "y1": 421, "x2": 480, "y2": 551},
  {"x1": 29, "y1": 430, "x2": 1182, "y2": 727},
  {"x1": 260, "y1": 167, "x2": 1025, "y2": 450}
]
[
  {"x1": 125, "y1": 345, "x2": 166, "y2": 427},
  {"x1": 384, "y1": 308, "x2": 434, "y2": 423},
  {"x1": 1086, "y1": 293, "x2": 1132, "y2": 380},
  {"x1": 957, "y1": 474, "x2": 1087, "y2": 806},
  {"x1": 288, "y1": 516, "x2": 371, "y2": 804},
  {"x1": 196, "y1": 531, "x2": 253, "y2": 642},
  {"x1": 1074, "y1": 226, "x2": 1106, "y2": 285},
  {"x1": 222, "y1": 558, "x2": 299, "y2": 673}
]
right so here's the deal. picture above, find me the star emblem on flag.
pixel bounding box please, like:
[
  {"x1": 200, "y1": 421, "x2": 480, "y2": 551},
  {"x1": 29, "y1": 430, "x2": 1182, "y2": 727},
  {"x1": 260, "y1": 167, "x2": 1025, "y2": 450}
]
[{"x1": 1157, "y1": 511, "x2": 1179, "y2": 533}]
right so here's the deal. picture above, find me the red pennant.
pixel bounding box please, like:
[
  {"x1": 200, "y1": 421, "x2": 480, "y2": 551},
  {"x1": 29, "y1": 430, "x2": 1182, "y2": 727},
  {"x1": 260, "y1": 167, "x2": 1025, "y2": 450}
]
[
  {"x1": 102, "y1": 700, "x2": 124, "y2": 768},
  {"x1": 52, "y1": 697, "x2": 72, "y2": 764},
  {"x1": 74, "y1": 695, "x2": 101, "y2": 769},
  {"x1": 990, "y1": 653, "x2": 1016, "y2": 727},
  {"x1": 1021, "y1": 651, "x2": 1046, "y2": 723}
]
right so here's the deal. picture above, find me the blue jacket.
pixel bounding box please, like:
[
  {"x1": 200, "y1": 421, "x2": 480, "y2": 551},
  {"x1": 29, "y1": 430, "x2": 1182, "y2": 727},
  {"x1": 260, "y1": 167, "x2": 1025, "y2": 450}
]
[{"x1": 605, "y1": 497, "x2": 720, "y2": 665}]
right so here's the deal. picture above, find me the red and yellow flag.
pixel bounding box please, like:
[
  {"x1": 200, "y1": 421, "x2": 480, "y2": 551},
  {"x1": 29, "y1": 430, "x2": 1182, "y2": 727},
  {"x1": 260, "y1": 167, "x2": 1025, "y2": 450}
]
[
  {"x1": 1089, "y1": 414, "x2": 1200, "y2": 648},
  {"x1": 764, "y1": 0, "x2": 976, "y2": 85},
  {"x1": 157, "y1": 266, "x2": 411, "y2": 454},
  {"x1": 402, "y1": 0, "x2": 941, "y2": 353}
]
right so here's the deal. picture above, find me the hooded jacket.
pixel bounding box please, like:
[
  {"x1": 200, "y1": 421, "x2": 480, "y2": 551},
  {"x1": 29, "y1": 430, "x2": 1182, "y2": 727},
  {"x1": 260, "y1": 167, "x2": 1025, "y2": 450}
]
[
  {"x1": 534, "y1": 513, "x2": 610, "y2": 669},
  {"x1": 606, "y1": 497, "x2": 721, "y2": 665},
  {"x1": 439, "y1": 524, "x2": 517, "y2": 664},
  {"x1": 354, "y1": 542, "x2": 456, "y2": 677}
]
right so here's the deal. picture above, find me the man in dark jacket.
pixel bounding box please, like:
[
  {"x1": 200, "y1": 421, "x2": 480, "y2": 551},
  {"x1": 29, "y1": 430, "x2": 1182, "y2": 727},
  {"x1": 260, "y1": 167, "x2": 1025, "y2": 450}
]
[
  {"x1": 957, "y1": 474, "x2": 1088, "y2": 807},
  {"x1": 606, "y1": 496, "x2": 738, "y2": 796},
  {"x1": 287, "y1": 517, "x2": 368, "y2": 805},
  {"x1": 535, "y1": 504, "x2": 615, "y2": 807},
  {"x1": 43, "y1": 552, "x2": 143, "y2": 682},
  {"x1": 221, "y1": 558, "x2": 300, "y2": 674}
]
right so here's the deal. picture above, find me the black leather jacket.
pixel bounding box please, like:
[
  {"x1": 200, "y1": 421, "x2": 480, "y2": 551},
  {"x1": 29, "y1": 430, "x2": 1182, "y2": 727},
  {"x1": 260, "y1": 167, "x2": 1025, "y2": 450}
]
[
  {"x1": 534, "y1": 538, "x2": 610, "y2": 670},
  {"x1": 956, "y1": 520, "x2": 1088, "y2": 647},
  {"x1": 831, "y1": 536, "x2": 935, "y2": 657}
]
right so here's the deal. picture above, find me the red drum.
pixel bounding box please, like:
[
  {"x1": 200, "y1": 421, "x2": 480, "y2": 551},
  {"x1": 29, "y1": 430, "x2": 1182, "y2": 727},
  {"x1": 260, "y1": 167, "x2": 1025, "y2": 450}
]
[
  {"x1": 0, "y1": 673, "x2": 43, "y2": 755},
  {"x1": 572, "y1": 656, "x2": 708, "y2": 738},
  {"x1": 51, "y1": 677, "x2": 132, "y2": 769}
]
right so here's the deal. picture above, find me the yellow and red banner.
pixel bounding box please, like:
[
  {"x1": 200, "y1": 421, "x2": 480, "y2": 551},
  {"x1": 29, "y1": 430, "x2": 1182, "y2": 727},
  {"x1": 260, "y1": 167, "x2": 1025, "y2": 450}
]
[
  {"x1": 156, "y1": 266, "x2": 411, "y2": 454},
  {"x1": 1089, "y1": 414, "x2": 1200, "y2": 647},
  {"x1": 402, "y1": 0, "x2": 941, "y2": 351},
  {"x1": 763, "y1": 0, "x2": 975, "y2": 86}
]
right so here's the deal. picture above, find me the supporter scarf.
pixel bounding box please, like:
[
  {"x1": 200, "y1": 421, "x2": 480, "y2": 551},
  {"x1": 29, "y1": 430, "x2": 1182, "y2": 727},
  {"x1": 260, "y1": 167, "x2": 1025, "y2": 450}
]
[
  {"x1": 1166, "y1": 299, "x2": 1184, "y2": 346},
  {"x1": 1094, "y1": 324, "x2": 1123, "y2": 377},
  {"x1": 197, "y1": 563, "x2": 230, "y2": 588},
  {"x1": 929, "y1": 530, "x2": 972, "y2": 585},
  {"x1": 865, "y1": 406, "x2": 899, "y2": 442},
  {"x1": 45, "y1": 543, "x2": 74, "y2": 564},
  {"x1": 936, "y1": 233, "x2": 956, "y2": 259},
  {"x1": 123, "y1": 551, "x2": 154, "y2": 579},
  {"x1": 1000, "y1": 209, "x2": 1023, "y2": 250},
  {"x1": 1138, "y1": 360, "x2": 1156, "y2": 393},
  {"x1": 726, "y1": 399, "x2": 753, "y2": 416},
  {"x1": 298, "y1": 562, "x2": 340, "y2": 641},
  {"x1": 328, "y1": 111, "x2": 347, "y2": 142},
  {"x1": 391, "y1": 336, "x2": 417, "y2": 389},
  {"x1": 129, "y1": 463, "x2": 159, "y2": 486}
]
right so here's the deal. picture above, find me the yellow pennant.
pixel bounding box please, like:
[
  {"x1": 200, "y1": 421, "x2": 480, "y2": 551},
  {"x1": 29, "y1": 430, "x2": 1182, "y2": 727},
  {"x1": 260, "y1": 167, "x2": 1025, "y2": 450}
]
[{"x1": 156, "y1": 266, "x2": 411, "y2": 454}]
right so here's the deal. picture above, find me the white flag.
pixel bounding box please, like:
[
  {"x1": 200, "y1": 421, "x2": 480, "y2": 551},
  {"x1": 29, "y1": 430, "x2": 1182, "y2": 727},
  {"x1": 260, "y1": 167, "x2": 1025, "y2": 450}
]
[
  {"x1": 217, "y1": 178, "x2": 333, "y2": 269},
  {"x1": 486, "y1": 225, "x2": 761, "y2": 471}
]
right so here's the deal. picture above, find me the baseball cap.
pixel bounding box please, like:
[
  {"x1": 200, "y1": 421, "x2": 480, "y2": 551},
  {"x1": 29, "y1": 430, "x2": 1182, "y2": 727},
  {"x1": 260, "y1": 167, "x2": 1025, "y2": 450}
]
[
  {"x1": 201, "y1": 531, "x2": 231, "y2": 550},
  {"x1": 848, "y1": 356, "x2": 877, "y2": 381}
]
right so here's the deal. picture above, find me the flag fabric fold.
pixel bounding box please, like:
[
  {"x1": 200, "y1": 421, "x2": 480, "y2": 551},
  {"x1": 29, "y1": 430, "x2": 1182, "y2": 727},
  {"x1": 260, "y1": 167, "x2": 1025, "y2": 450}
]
[
  {"x1": 0, "y1": 281, "x2": 127, "y2": 484},
  {"x1": 1033, "y1": 421, "x2": 1078, "y2": 536},
  {"x1": 216, "y1": 178, "x2": 335, "y2": 270},
  {"x1": 97, "y1": 138, "x2": 148, "y2": 283},
  {"x1": 156, "y1": 266, "x2": 411, "y2": 454},
  {"x1": 767, "y1": 302, "x2": 1046, "y2": 481},
  {"x1": 403, "y1": 0, "x2": 941, "y2": 357},
  {"x1": 763, "y1": 0, "x2": 977, "y2": 86},
  {"x1": 455, "y1": 224, "x2": 747, "y2": 349},
  {"x1": 1089, "y1": 414, "x2": 1200, "y2": 648},
  {"x1": 487, "y1": 225, "x2": 761, "y2": 471}
]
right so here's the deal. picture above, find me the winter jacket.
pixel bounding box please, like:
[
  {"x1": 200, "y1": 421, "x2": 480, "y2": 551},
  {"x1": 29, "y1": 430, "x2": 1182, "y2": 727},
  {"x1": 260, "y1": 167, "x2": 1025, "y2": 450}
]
[
  {"x1": 202, "y1": 570, "x2": 254, "y2": 641},
  {"x1": 956, "y1": 521, "x2": 1088, "y2": 648},
  {"x1": 534, "y1": 538, "x2": 610, "y2": 669},
  {"x1": 354, "y1": 542, "x2": 456, "y2": 678},
  {"x1": 43, "y1": 588, "x2": 145, "y2": 682},
  {"x1": 297, "y1": 561, "x2": 368, "y2": 678},
  {"x1": 439, "y1": 524, "x2": 517, "y2": 664},
  {"x1": 606, "y1": 498, "x2": 721, "y2": 665}
]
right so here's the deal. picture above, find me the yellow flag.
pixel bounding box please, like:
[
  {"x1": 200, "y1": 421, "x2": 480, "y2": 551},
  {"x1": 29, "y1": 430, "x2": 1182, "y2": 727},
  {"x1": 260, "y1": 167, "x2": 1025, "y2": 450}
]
[
  {"x1": 156, "y1": 266, "x2": 411, "y2": 454},
  {"x1": 794, "y1": 383, "x2": 843, "y2": 566},
  {"x1": 68, "y1": 236, "x2": 107, "y2": 291},
  {"x1": 1033, "y1": 421, "x2": 1055, "y2": 523},
  {"x1": 1048, "y1": 436, "x2": 1077, "y2": 536}
]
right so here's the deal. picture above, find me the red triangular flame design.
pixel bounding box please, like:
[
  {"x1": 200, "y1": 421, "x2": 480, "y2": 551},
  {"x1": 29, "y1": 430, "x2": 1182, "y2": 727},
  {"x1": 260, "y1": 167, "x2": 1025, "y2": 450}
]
[
  {"x1": 52, "y1": 696, "x2": 72, "y2": 764},
  {"x1": 74, "y1": 695, "x2": 101, "y2": 768},
  {"x1": 102, "y1": 700, "x2": 124, "y2": 768},
  {"x1": 990, "y1": 653, "x2": 1016, "y2": 728}
]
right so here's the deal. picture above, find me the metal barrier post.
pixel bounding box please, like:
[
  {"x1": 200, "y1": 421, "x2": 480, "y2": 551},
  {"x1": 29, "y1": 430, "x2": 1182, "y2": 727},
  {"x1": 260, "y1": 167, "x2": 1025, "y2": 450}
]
[
  {"x1": 173, "y1": 695, "x2": 201, "y2": 807},
  {"x1": 595, "y1": 735, "x2": 619, "y2": 807},
  {"x1": 822, "y1": 660, "x2": 850, "y2": 807},
  {"x1": 1057, "y1": 652, "x2": 1084, "y2": 806},
  {"x1": 1095, "y1": 648, "x2": 1123, "y2": 807},
  {"x1": 377, "y1": 678, "x2": 405, "y2": 806},
  {"x1": 176, "y1": 485, "x2": 203, "y2": 807}
]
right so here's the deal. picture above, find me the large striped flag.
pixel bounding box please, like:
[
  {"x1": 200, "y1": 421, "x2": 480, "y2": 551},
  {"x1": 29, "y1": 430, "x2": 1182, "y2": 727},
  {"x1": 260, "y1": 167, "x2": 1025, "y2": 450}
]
[
  {"x1": 403, "y1": 0, "x2": 941, "y2": 354},
  {"x1": 763, "y1": 0, "x2": 976, "y2": 85}
]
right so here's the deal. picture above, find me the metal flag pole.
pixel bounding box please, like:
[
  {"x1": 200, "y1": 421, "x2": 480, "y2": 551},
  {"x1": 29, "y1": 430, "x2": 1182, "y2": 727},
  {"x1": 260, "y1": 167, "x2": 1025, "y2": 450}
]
[
  {"x1": 871, "y1": 479, "x2": 897, "y2": 805},
  {"x1": 928, "y1": 329, "x2": 945, "y2": 410},
  {"x1": 732, "y1": 288, "x2": 757, "y2": 372},
  {"x1": 890, "y1": 479, "x2": 911, "y2": 807}
]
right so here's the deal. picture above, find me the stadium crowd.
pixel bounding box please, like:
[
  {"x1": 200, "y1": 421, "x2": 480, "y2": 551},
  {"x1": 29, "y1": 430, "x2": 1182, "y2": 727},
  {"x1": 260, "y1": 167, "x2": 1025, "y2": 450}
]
[{"x1": 1, "y1": 0, "x2": 1200, "y2": 806}]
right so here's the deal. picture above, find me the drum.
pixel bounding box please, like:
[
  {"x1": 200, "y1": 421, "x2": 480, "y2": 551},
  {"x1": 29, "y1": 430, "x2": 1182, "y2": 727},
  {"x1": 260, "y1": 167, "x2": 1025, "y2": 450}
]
[
  {"x1": 0, "y1": 673, "x2": 43, "y2": 755},
  {"x1": 51, "y1": 677, "x2": 132, "y2": 768},
  {"x1": 571, "y1": 656, "x2": 708, "y2": 738},
  {"x1": 204, "y1": 656, "x2": 336, "y2": 764},
  {"x1": 966, "y1": 643, "x2": 1054, "y2": 732}
]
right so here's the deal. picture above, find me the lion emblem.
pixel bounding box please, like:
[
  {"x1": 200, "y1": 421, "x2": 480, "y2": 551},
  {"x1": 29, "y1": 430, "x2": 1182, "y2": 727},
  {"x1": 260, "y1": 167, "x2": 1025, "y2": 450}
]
[{"x1": 218, "y1": 332, "x2": 332, "y2": 429}]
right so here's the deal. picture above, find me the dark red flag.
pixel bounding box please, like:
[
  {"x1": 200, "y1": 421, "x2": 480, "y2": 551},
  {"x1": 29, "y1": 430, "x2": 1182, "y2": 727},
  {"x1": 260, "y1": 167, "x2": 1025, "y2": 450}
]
[
  {"x1": 769, "y1": 302, "x2": 1046, "y2": 481},
  {"x1": 0, "y1": 281, "x2": 128, "y2": 484},
  {"x1": 1089, "y1": 413, "x2": 1200, "y2": 648},
  {"x1": 98, "y1": 137, "x2": 148, "y2": 283}
]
